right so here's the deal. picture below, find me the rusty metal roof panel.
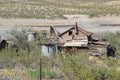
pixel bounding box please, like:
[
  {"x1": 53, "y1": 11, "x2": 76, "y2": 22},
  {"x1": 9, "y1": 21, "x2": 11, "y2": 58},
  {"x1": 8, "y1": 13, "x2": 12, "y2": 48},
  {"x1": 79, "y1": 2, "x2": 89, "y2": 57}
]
[
  {"x1": 64, "y1": 39, "x2": 88, "y2": 47},
  {"x1": 89, "y1": 41, "x2": 108, "y2": 45}
]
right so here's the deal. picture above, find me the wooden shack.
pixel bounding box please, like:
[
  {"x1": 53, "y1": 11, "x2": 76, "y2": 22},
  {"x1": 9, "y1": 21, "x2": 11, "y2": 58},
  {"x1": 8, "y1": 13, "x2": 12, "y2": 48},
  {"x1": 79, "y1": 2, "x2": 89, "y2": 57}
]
[
  {"x1": 44, "y1": 22, "x2": 117, "y2": 58},
  {"x1": 58, "y1": 22, "x2": 93, "y2": 47},
  {"x1": 39, "y1": 22, "x2": 112, "y2": 57}
]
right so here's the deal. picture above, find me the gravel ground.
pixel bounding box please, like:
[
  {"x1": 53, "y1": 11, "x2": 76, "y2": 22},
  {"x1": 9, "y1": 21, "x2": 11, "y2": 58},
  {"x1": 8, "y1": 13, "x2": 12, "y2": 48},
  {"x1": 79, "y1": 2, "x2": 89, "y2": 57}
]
[
  {"x1": 0, "y1": 74, "x2": 32, "y2": 80},
  {"x1": 0, "y1": 69, "x2": 32, "y2": 80}
]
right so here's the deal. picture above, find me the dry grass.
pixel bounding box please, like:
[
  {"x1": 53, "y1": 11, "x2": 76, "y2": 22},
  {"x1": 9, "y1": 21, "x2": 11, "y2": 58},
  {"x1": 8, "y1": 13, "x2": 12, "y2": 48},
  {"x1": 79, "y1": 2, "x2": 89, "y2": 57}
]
[{"x1": 0, "y1": 0, "x2": 119, "y2": 18}]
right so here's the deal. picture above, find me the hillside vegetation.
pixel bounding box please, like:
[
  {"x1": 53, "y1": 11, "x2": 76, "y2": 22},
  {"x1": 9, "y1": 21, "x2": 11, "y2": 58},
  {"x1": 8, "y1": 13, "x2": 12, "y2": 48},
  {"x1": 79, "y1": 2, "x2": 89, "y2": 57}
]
[
  {"x1": 0, "y1": 0, "x2": 120, "y2": 18},
  {"x1": 0, "y1": 29, "x2": 120, "y2": 79},
  {"x1": 0, "y1": 31, "x2": 120, "y2": 79}
]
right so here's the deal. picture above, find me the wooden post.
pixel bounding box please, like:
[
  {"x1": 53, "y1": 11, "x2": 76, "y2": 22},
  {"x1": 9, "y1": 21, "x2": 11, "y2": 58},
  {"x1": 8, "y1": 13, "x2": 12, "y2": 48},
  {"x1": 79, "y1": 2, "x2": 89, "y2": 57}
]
[{"x1": 40, "y1": 56, "x2": 42, "y2": 80}]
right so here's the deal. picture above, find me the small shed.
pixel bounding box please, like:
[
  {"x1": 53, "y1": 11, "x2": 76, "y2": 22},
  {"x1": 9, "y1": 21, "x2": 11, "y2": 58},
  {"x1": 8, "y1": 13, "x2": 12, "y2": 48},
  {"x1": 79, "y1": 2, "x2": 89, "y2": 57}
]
[
  {"x1": 41, "y1": 43, "x2": 58, "y2": 58},
  {"x1": 27, "y1": 32, "x2": 37, "y2": 42}
]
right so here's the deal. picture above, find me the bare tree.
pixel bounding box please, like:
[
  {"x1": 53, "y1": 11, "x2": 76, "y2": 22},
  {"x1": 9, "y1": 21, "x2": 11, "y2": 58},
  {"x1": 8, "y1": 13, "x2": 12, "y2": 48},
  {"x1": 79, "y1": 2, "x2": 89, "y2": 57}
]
[{"x1": 10, "y1": 29, "x2": 33, "y2": 54}]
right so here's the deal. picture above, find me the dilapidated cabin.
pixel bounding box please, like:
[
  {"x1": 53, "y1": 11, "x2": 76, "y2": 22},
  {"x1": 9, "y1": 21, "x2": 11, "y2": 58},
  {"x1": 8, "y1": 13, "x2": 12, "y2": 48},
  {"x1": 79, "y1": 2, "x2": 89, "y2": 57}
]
[
  {"x1": 41, "y1": 22, "x2": 114, "y2": 57},
  {"x1": 49, "y1": 23, "x2": 110, "y2": 56},
  {"x1": 58, "y1": 23, "x2": 93, "y2": 47}
]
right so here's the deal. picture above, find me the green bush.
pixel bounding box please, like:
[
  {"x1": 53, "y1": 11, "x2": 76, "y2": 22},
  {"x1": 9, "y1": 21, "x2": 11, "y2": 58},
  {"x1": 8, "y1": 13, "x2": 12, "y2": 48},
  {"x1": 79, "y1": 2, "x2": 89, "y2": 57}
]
[
  {"x1": 1, "y1": 31, "x2": 120, "y2": 80},
  {"x1": 0, "y1": 48, "x2": 16, "y2": 62},
  {"x1": 94, "y1": 32, "x2": 120, "y2": 56},
  {"x1": 27, "y1": 68, "x2": 60, "y2": 79},
  {"x1": 59, "y1": 48, "x2": 120, "y2": 80},
  {"x1": 89, "y1": 13, "x2": 98, "y2": 18},
  {"x1": 27, "y1": 69, "x2": 39, "y2": 80},
  {"x1": 92, "y1": 65, "x2": 120, "y2": 80},
  {"x1": 59, "y1": 52, "x2": 95, "y2": 80}
]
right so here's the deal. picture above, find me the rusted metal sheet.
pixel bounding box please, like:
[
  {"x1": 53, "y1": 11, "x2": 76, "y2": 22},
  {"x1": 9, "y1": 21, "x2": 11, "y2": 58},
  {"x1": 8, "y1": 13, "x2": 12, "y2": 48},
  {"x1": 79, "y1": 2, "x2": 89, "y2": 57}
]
[
  {"x1": 89, "y1": 41, "x2": 108, "y2": 45},
  {"x1": 64, "y1": 39, "x2": 88, "y2": 47}
]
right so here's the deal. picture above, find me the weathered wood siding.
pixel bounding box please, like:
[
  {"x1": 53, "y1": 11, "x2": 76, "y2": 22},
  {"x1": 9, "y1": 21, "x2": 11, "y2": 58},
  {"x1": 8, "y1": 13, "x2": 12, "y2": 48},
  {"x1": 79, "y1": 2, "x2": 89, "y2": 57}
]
[{"x1": 60, "y1": 29, "x2": 87, "y2": 43}]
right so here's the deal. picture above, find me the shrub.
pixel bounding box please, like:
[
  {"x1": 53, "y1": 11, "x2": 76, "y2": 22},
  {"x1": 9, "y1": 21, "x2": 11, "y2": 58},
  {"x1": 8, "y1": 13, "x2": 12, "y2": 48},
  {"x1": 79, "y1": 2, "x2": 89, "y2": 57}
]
[
  {"x1": 27, "y1": 68, "x2": 60, "y2": 79},
  {"x1": 59, "y1": 52, "x2": 95, "y2": 80},
  {"x1": 92, "y1": 65, "x2": 120, "y2": 80}
]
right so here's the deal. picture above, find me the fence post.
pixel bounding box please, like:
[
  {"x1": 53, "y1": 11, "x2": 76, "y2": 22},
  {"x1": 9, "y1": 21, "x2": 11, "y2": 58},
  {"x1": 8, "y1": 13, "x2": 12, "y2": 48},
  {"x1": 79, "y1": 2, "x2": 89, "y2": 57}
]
[{"x1": 40, "y1": 56, "x2": 42, "y2": 80}]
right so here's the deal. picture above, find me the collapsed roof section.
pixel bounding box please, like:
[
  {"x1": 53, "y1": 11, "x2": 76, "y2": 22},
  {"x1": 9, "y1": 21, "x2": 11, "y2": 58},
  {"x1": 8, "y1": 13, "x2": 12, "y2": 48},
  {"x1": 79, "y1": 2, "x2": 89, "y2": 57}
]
[
  {"x1": 50, "y1": 26, "x2": 60, "y2": 36},
  {"x1": 50, "y1": 22, "x2": 93, "y2": 37},
  {"x1": 59, "y1": 22, "x2": 93, "y2": 37}
]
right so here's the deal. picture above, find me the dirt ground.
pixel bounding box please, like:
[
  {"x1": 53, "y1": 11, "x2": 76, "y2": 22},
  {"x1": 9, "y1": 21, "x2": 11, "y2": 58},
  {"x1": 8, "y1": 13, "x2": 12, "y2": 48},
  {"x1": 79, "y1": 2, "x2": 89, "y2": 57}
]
[
  {"x1": 0, "y1": 16, "x2": 120, "y2": 27},
  {"x1": 0, "y1": 16, "x2": 120, "y2": 40}
]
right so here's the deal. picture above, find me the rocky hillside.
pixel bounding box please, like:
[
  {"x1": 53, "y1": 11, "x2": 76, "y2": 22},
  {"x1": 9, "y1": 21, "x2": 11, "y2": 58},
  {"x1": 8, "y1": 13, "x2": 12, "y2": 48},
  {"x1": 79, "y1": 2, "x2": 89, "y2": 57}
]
[{"x1": 0, "y1": 0, "x2": 120, "y2": 18}]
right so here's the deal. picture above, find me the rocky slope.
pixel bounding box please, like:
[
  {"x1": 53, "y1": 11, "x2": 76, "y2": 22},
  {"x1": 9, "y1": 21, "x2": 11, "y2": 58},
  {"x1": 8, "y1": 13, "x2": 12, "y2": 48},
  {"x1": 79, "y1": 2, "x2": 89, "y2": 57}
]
[{"x1": 0, "y1": 0, "x2": 119, "y2": 18}]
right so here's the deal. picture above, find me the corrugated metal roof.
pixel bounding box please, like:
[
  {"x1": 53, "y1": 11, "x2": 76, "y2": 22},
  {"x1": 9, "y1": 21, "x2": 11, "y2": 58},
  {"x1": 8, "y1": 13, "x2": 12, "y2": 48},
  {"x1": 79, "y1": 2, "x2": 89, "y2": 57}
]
[
  {"x1": 89, "y1": 41, "x2": 107, "y2": 45},
  {"x1": 64, "y1": 39, "x2": 88, "y2": 47}
]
